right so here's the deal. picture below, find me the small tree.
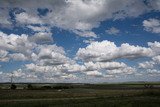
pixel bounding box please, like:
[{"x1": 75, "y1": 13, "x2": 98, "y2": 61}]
[
  {"x1": 27, "y1": 84, "x2": 33, "y2": 89},
  {"x1": 11, "y1": 84, "x2": 17, "y2": 90}
]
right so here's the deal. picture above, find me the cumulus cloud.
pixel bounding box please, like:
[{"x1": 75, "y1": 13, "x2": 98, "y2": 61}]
[
  {"x1": 0, "y1": 31, "x2": 64, "y2": 64},
  {"x1": 0, "y1": 0, "x2": 160, "y2": 82},
  {"x1": 83, "y1": 61, "x2": 135, "y2": 76},
  {"x1": 106, "y1": 27, "x2": 120, "y2": 35},
  {"x1": 138, "y1": 55, "x2": 160, "y2": 69},
  {"x1": 76, "y1": 40, "x2": 153, "y2": 62},
  {"x1": 0, "y1": 71, "x2": 11, "y2": 82},
  {"x1": 148, "y1": 0, "x2": 160, "y2": 11},
  {"x1": 62, "y1": 63, "x2": 86, "y2": 73},
  {"x1": 84, "y1": 61, "x2": 127, "y2": 71},
  {"x1": 0, "y1": 8, "x2": 11, "y2": 26},
  {"x1": 43, "y1": 0, "x2": 149, "y2": 36},
  {"x1": 0, "y1": 31, "x2": 57, "y2": 62},
  {"x1": 147, "y1": 69, "x2": 160, "y2": 75},
  {"x1": 25, "y1": 63, "x2": 78, "y2": 81},
  {"x1": 0, "y1": 30, "x2": 160, "y2": 82},
  {"x1": 27, "y1": 25, "x2": 50, "y2": 32},
  {"x1": 35, "y1": 44, "x2": 71, "y2": 66},
  {"x1": 83, "y1": 38, "x2": 95, "y2": 44},
  {"x1": 152, "y1": 55, "x2": 160, "y2": 64},
  {"x1": 85, "y1": 70, "x2": 103, "y2": 77},
  {"x1": 84, "y1": 66, "x2": 135, "y2": 77},
  {"x1": 12, "y1": 69, "x2": 26, "y2": 77},
  {"x1": 74, "y1": 30, "x2": 97, "y2": 38},
  {"x1": 29, "y1": 32, "x2": 53, "y2": 44},
  {"x1": 0, "y1": 31, "x2": 36, "y2": 56},
  {"x1": 15, "y1": 12, "x2": 43, "y2": 24},
  {"x1": 25, "y1": 63, "x2": 47, "y2": 72},
  {"x1": 143, "y1": 18, "x2": 160, "y2": 34},
  {"x1": 0, "y1": 49, "x2": 9, "y2": 62},
  {"x1": 0, "y1": 31, "x2": 80, "y2": 81},
  {"x1": 107, "y1": 67, "x2": 135, "y2": 75},
  {"x1": 1, "y1": 0, "x2": 159, "y2": 37},
  {"x1": 148, "y1": 41, "x2": 160, "y2": 55},
  {"x1": 76, "y1": 40, "x2": 160, "y2": 78},
  {"x1": 9, "y1": 53, "x2": 28, "y2": 61},
  {"x1": 139, "y1": 61, "x2": 155, "y2": 69}
]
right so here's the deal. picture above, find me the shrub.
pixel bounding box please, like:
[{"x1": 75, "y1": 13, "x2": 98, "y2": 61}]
[
  {"x1": 27, "y1": 84, "x2": 33, "y2": 90},
  {"x1": 53, "y1": 85, "x2": 73, "y2": 89},
  {"x1": 10, "y1": 84, "x2": 17, "y2": 90},
  {"x1": 41, "y1": 86, "x2": 52, "y2": 90}
]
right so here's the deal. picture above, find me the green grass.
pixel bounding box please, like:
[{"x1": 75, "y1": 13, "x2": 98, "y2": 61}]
[
  {"x1": 0, "y1": 83, "x2": 160, "y2": 107},
  {"x1": 1, "y1": 89, "x2": 160, "y2": 100},
  {"x1": 0, "y1": 96, "x2": 160, "y2": 107}
]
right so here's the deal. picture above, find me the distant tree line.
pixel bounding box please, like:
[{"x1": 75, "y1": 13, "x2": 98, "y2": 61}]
[
  {"x1": 25, "y1": 84, "x2": 74, "y2": 90},
  {"x1": 10, "y1": 84, "x2": 74, "y2": 90}
]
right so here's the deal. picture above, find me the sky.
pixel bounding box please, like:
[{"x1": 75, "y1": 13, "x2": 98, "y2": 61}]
[{"x1": 0, "y1": 0, "x2": 160, "y2": 83}]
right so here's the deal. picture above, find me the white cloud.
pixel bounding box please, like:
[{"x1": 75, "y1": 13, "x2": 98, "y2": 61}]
[
  {"x1": 29, "y1": 32, "x2": 53, "y2": 44},
  {"x1": 0, "y1": 8, "x2": 11, "y2": 26},
  {"x1": 35, "y1": 45, "x2": 71, "y2": 66},
  {"x1": 85, "y1": 70, "x2": 103, "y2": 77},
  {"x1": 43, "y1": 0, "x2": 149, "y2": 37},
  {"x1": 25, "y1": 63, "x2": 79, "y2": 81},
  {"x1": 7, "y1": 69, "x2": 39, "y2": 82},
  {"x1": 0, "y1": 31, "x2": 59, "y2": 63},
  {"x1": 0, "y1": 31, "x2": 81, "y2": 80},
  {"x1": 138, "y1": 54, "x2": 160, "y2": 69},
  {"x1": 0, "y1": 71, "x2": 11, "y2": 82},
  {"x1": 148, "y1": 0, "x2": 160, "y2": 11},
  {"x1": 106, "y1": 27, "x2": 120, "y2": 35},
  {"x1": 138, "y1": 61, "x2": 155, "y2": 69},
  {"x1": 1, "y1": 0, "x2": 158, "y2": 37},
  {"x1": 24, "y1": 59, "x2": 134, "y2": 78},
  {"x1": 0, "y1": 31, "x2": 36, "y2": 56},
  {"x1": 77, "y1": 40, "x2": 160, "y2": 78},
  {"x1": 61, "y1": 74, "x2": 77, "y2": 80},
  {"x1": 146, "y1": 69, "x2": 160, "y2": 76},
  {"x1": 27, "y1": 24, "x2": 53, "y2": 44},
  {"x1": 74, "y1": 30, "x2": 97, "y2": 38},
  {"x1": 148, "y1": 41, "x2": 160, "y2": 55},
  {"x1": 27, "y1": 25, "x2": 50, "y2": 32},
  {"x1": 15, "y1": 12, "x2": 43, "y2": 24},
  {"x1": 12, "y1": 69, "x2": 26, "y2": 77},
  {"x1": 76, "y1": 40, "x2": 153, "y2": 62},
  {"x1": 119, "y1": 43, "x2": 153, "y2": 58},
  {"x1": 83, "y1": 38, "x2": 95, "y2": 44},
  {"x1": 9, "y1": 53, "x2": 28, "y2": 61},
  {"x1": 25, "y1": 63, "x2": 47, "y2": 72},
  {"x1": 152, "y1": 55, "x2": 160, "y2": 64},
  {"x1": 0, "y1": 31, "x2": 55, "y2": 62},
  {"x1": 0, "y1": 49, "x2": 9, "y2": 62},
  {"x1": 62, "y1": 63, "x2": 86, "y2": 73},
  {"x1": 82, "y1": 61, "x2": 135, "y2": 76},
  {"x1": 0, "y1": 0, "x2": 160, "y2": 82},
  {"x1": 84, "y1": 61, "x2": 127, "y2": 71},
  {"x1": 107, "y1": 67, "x2": 135, "y2": 75},
  {"x1": 143, "y1": 18, "x2": 160, "y2": 34}
]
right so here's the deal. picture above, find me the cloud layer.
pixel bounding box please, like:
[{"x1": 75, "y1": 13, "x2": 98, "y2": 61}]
[
  {"x1": 0, "y1": 0, "x2": 160, "y2": 83},
  {"x1": 0, "y1": 0, "x2": 160, "y2": 37}
]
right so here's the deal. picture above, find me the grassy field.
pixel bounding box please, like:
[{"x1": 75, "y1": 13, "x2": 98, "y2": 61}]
[{"x1": 0, "y1": 83, "x2": 160, "y2": 107}]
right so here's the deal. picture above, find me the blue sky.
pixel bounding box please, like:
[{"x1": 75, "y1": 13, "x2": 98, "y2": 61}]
[{"x1": 0, "y1": 0, "x2": 160, "y2": 83}]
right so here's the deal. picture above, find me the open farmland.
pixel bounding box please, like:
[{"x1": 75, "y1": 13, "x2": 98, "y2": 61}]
[{"x1": 0, "y1": 83, "x2": 160, "y2": 107}]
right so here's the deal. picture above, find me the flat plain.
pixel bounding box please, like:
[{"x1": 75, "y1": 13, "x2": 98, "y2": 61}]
[{"x1": 0, "y1": 83, "x2": 160, "y2": 107}]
